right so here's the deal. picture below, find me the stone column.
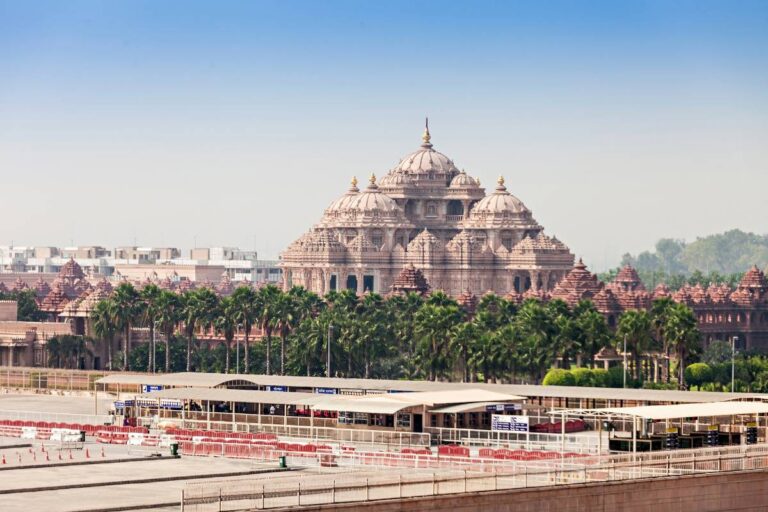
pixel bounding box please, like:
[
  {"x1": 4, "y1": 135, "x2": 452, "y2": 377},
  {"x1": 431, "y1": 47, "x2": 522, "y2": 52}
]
[
  {"x1": 356, "y1": 271, "x2": 364, "y2": 294},
  {"x1": 531, "y1": 271, "x2": 541, "y2": 291}
]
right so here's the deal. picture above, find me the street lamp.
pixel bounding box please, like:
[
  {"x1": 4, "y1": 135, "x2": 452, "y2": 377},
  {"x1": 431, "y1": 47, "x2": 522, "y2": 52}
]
[
  {"x1": 327, "y1": 323, "x2": 334, "y2": 379},
  {"x1": 731, "y1": 336, "x2": 739, "y2": 393},
  {"x1": 236, "y1": 325, "x2": 240, "y2": 375},
  {"x1": 623, "y1": 334, "x2": 628, "y2": 389}
]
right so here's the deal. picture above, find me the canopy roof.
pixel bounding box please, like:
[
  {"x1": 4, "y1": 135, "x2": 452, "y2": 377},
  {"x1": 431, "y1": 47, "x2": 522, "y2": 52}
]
[
  {"x1": 139, "y1": 388, "x2": 323, "y2": 406},
  {"x1": 554, "y1": 400, "x2": 768, "y2": 421},
  {"x1": 96, "y1": 372, "x2": 768, "y2": 405},
  {"x1": 310, "y1": 389, "x2": 525, "y2": 415}
]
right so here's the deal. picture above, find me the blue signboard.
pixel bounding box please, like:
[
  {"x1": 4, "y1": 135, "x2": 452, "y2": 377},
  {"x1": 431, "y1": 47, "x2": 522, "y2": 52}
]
[
  {"x1": 315, "y1": 387, "x2": 337, "y2": 395},
  {"x1": 267, "y1": 385, "x2": 287, "y2": 392},
  {"x1": 141, "y1": 384, "x2": 163, "y2": 393}
]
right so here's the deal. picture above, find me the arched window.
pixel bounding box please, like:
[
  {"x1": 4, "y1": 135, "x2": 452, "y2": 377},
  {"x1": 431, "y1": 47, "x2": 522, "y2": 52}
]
[
  {"x1": 426, "y1": 202, "x2": 438, "y2": 218},
  {"x1": 447, "y1": 200, "x2": 463, "y2": 217},
  {"x1": 371, "y1": 230, "x2": 383, "y2": 248}
]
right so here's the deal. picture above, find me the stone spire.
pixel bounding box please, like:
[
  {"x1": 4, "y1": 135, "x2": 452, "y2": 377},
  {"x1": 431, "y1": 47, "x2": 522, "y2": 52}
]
[{"x1": 421, "y1": 117, "x2": 432, "y2": 147}]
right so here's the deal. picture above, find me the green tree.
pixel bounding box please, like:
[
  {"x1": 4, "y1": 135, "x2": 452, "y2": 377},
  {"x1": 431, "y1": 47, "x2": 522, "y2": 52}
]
[
  {"x1": 616, "y1": 309, "x2": 653, "y2": 382},
  {"x1": 110, "y1": 283, "x2": 140, "y2": 371},
  {"x1": 91, "y1": 299, "x2": 117, "y2": 370},
  {"x1": 215, "y1": 296, "x2": 239, "y2": 373},
  {"x1": 140, "y1": 284, "x2": 162, "y2": 373},
  {"x1": 664, "y1": 302, "x2": 701, "y2": 389},
  {"x1": 231, "y1": 286, "x2": 258, "y2": 373},
  {"x1": 256, "y1": 285, "x2": 282, "y2": 375},
  {"x1": 414, "y1": 302, "x2": 463, "y2": 381},
  {"x1": 155, "y1": 290, "x2": 182, "y2": 373}
]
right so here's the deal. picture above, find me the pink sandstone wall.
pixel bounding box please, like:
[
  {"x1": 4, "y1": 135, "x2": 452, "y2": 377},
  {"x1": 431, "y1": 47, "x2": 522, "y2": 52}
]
[
  {"x1": 0, "y1": 301, "x2": 18, "y2": 321},
  {"x1": 285, "y1": 469, "x2": 768, "y2": 512}
]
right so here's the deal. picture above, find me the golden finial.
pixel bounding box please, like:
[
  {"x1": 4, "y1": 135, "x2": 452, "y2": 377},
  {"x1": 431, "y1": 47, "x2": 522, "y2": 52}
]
[
  {"x1": 351, "y1": 176, "x2": 358, "y2": 188},
  {"x1": 369, "y1": 173, "x2": 377, "y2": 185},
  {"x1": 421, "y1": 117, "x2": 431, "y2": 144},
  {"x1": 497, "y1": 175, "x2": 505, "y2": 187}
]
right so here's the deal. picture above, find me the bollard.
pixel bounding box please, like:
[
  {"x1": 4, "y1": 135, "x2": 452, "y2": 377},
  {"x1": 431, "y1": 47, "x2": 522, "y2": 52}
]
[{"x1": 2, "y1": 454, "x2": 5, "y2": 465}]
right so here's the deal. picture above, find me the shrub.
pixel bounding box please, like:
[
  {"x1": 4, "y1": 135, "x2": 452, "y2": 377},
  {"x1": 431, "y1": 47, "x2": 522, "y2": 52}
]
[
  {"x1": 570, "y1": 367, "x2": 594, "y2": 387},
  {"x1": 542, "y1": 369, "x2": 576, "y2": 386},
  {"x1": 591, "y1": 368, "x2": 609, "y2": 387},
  {"x1": 684, "y1": 363, "x2": 713, "y2": 387}
]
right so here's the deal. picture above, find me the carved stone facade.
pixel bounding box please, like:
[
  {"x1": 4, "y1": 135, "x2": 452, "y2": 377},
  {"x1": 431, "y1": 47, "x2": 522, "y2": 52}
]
[
  {"x1": 551, "y1": 261, "x2": 768, "y2": 351},
  {"x1": 281, "y1": 125, "x2": 574, "y2": 297}
]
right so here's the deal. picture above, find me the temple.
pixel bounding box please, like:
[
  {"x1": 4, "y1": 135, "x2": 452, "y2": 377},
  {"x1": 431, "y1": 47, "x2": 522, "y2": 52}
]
[
  {"x1": 547, "y1": 262, "x2": 768, "y2": 351},
  {"x1": 280, "y1": 123, "x2": 575, "y2": 296}
]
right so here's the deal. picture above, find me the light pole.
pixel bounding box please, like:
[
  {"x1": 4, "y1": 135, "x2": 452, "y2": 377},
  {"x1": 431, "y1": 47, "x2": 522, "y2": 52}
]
[
  {"x1": 623, "y1": 334, "x2": 628, "y2": 389},
  {"x1": 236, "y1": 326, "x2": 240, "y2": 375},
  {"x1": 731, "y1": 335, "x2": 738, "y2": 393},
  {"x1": 327, "y1": 323, "x2": 334, "y2": 379},
  {"x1": 152, "y1": 321, "x2": 158, "y2": 374}
]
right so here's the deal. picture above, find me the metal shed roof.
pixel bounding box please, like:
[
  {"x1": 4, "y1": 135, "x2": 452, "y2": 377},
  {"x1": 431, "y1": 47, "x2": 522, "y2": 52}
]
[
  {"x1": 138, "y1": 387, "x2": 323, "y2": 406},
  {"x1": 96, "y1": 372, "x2": 768, "y2": 404},
  {"x1": 554, "y1": 400, "x2": 768, "y2": 420}
]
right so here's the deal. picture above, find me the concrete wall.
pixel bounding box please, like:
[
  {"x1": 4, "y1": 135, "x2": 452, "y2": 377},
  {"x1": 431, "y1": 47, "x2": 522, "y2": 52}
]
[{"x1": 287, "y1": 469, "x2": 768, "y2": 512}]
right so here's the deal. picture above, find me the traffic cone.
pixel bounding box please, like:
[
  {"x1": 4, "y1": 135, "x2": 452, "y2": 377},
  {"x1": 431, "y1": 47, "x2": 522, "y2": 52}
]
[
  {"x1": 2, "y1": 454, "x2": 6, "y2": 464},
  {"x1": 85, "y1": 448, "x2": 90, "y2": 459},
  {"x1": 40, "y1": 443, "x2": 45, "y2": 452}
]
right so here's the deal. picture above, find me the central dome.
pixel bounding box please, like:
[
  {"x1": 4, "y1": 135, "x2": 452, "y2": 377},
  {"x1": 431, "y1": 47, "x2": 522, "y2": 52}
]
[{"x1": 392, "y1": 124, "x2": 459, "y2": 176}]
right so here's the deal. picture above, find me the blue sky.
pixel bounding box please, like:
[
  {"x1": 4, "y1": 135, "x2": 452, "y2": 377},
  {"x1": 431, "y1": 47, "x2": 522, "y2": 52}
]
[{"x1": 1, "y1": 1, "x2": 766, "y2": 269}]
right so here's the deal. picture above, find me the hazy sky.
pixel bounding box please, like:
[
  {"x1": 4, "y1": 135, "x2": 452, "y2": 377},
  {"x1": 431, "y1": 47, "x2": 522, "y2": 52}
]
[{"x1": 1, "y1": 1, "x2": 766, "y2": 270}]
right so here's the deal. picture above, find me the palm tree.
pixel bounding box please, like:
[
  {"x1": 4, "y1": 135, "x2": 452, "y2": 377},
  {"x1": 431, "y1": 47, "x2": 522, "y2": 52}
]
[
  {"x1": 110, "y1": 283, "x2": 140, "y2": 371},
  {"x1": 515, "y1": 300, "x2": 558, "y2": 383},
  {"x1": 414, "y1": 303, "x2": 463, "y2": 381},
  {"x1": 46, "y1": 336, "x2": 62, "y2": 368},
  {"x1": 651, "y1": 297, "x2": 675, "y2": 382},
  {"x1": 156, "y1": 290, "x2": 181, "y2": 372},
  {"x1": 140, "y1": 284, "x2": 162, "y2": 373},
  {"x1": 231, "y1": 286, "x2": 258, "y2": 373},
  {"x1": 664, "y1": 302, "x2": 701, "y2": 389},
  {"x1": 256, "y1": 285, "x2": 282, "y2": 375},
  {"x1": 271, "y1": 292, "x2": 298, "y2": 376},
  {"x1": 215, "y1": 296, "x2": 238, "y2": 373},
  {"x1": 180, "y1": 290, "x2": 200, "y2": 371},
  {"x1": 91, "y1": 299, "x2": 117, "y2": 370},
  {"x1": 616, "y1": 309, "x2": 654, "y2": 382},
  {"x1": 184, "y1": 287, "x2": 219, "y2": 371}
]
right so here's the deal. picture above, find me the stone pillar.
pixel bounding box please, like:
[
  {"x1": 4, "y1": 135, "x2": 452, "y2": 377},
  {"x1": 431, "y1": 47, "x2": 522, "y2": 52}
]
[
  {"x1": 462, "y1": 200, "x2": 470, "y2": 219},
  {"x1": 541, "y1": 271, "x2": 551, "y2": 291},
  {"x1": 356, "y1": 271, "x2": 364, "y2": 294},
  {"x1": 531, "y1": 271, "x2": 541, "y2": 291}
]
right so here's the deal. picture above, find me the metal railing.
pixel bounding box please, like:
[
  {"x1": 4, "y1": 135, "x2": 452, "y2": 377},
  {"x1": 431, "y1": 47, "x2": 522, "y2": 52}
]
[
  {"x1": 0, "y1": 409, "x2": 112, "y2": 425},
  {"x1": 426, "y1": 426, "x2": 602, "y2": 454},
  {"x1": 180, "y1": 444, "x2": 768, "y2": 511}
]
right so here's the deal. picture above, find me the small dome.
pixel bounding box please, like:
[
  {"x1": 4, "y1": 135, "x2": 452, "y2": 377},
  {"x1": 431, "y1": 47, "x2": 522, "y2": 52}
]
[
  {"x1": 449, "y1": 170, "x2": 478, "y2": 188},
  {"x1": 379, "y1": 170, "x2": 413, "y2": 187},
  {"x1": 325, "y1": 177, "x2": 360, "y2": 213},
  {"x1": 470, "y1": 176, "x2": 529, "y2": 216},
  {"x1": 344, "y1": 174, "x2": 402, "y2": 215}
]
